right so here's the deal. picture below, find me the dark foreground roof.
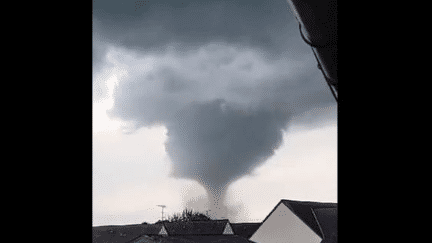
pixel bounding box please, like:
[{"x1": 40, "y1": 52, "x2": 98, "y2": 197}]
[
  {"x1": 231, "y1": 223, "x2": 261, "y2": 239},
  {"x1": 163, "y1": 220, "x2": 230, "y2": 235},
  {"x1": 172, "y1": 235, "x2": 254, "y2": 243},
  {"x1": 92, "y1": 224, "x2": 163, "y2": 243},
  {"x1": 281, "y1": 200, "x2": 337, "y2": 239},
  {"x1": 132, "y1": 235, "x2": 254, "y2": 243},
  {"x1": 313, "y1": 207, "x2": 337, "y2": 241},
  {"x1": 128, "y1": 234, "x2": 161, "y2": 243}
]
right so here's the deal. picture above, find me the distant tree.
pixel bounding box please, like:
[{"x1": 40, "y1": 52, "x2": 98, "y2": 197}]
[
  {"x1": 141, "y1": 222, "x2": 148, "y2": 224},
  {"x1": 167, "y1": 208, "x2": 211, "y2": 222}
]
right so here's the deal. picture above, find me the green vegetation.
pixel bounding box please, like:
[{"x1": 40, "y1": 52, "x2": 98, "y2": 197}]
[{"x1": 155, "y1": 208, "x2": 211, "y2": 224}]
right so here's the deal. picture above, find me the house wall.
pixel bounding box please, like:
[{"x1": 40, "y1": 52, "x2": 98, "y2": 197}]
[
  {"x1": 223, "y1": 223, "x2": 234, "y2": 234},
  {"x1": 250, "y1": 204, "x2": 322, "y2": 243},
  {"x1": 159, "y1": 225, "x2": 168, "y2": 236}
]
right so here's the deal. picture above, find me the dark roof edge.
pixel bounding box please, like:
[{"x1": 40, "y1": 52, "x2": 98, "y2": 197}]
[
  {"x1": 250, "y1": 200, "x2": 285, "y2": 237},
  {"x1": 281, "y1": 199, "x2": 337, "y2": 206},
  {"x1": 281, "y1": 200, "x2": 336, "y2": 239},
  {"x1": 281, "y1": 201, "x2": 322, "y2": 238},
  {"x1": 231, "y1": 222, "x2": 261, "y2": 224},
  {"x1": 125, "y1": 233, "x2": 154, "y2": 243},
  {"x1": 163, "y1": 219, "x2": 229, "y2": 224},
  {"x1": 311, "y1": 208, "x2": 325, "y2": 240},
  {"x1": 249, "y1": 199, "x2": 337, "y2": 240}
]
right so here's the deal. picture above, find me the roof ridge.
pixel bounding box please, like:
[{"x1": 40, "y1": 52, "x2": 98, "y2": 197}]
[
  {"x1": 311, "y1": 208, "x2": 325, "y2": 240},
  {"x1": 281, "y1": 200, "x2": 336, "y2": 239},
  {"x1": 249, "y1": 199, "x2": 337, "y2": 240},
  {"x1": 164, "y1": 220, "x2": 228, "y2": 224},
  {"x1": 281, "y1": 199, "x2": 337, "y2": 205}
]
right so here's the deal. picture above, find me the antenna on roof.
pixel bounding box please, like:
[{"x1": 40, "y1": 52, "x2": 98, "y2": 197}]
[{"x1": 157, "y1": 205, "x2": 166, "y2": 222}]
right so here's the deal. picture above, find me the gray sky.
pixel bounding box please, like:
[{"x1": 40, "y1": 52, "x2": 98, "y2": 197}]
[{"x1": 93, "y1": 0, "x2": 337, "y2": 226}]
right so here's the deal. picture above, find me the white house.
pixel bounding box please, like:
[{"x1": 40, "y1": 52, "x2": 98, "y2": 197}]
[{"x1": 250, "y1": 199, "x2": 337, "y2": 243}]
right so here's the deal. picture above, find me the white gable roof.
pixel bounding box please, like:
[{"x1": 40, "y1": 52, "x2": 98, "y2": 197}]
[
  {"x1": 250, "y1": 203, "x2": 321, "y2": 243},
  {"x1": 222, "y1": 222, "x2": 234, "y2": 235},
  {"x1": 158, "y1": 225, "x2": 168, "y2": 236}
]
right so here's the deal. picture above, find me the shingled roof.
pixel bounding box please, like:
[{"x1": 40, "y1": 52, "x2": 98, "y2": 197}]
[
  {"x1": 93, "y1": 224, "x2": 163, "y2": 243},
  {"x1": 174, "y1": 235, "x2": 255, "y2": 242},
  {"x1": 139, "y1": 224, "x2": 164, "y2": 235},
  {"x1": 312, "y1": 207, "x2": 337, "y2": 241},
  {"x1": 162, "y1": 219, "x2": 232, "y2": 235},
  {"x1": 131, "y1": 234, "x2": 255, "y2": 243},
  {"x1": 280, "y1": 199, "x2": 337, "y2": 239},
  {"x1": 231, "y1": 223, "x2": 261, "y2": 239}
]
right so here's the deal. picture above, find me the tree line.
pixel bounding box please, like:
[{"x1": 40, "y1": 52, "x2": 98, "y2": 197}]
[{"x1": 147, "y1": 208, "x2": 211, "y2": 224}]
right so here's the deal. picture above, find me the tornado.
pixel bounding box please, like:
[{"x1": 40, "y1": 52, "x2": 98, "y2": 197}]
[
  {"x1": 165, "y1": 99, "x2": 290, "y2": 218},
  {"x1": 105, "y1": 42, "x2": 335, "y2": 219}
]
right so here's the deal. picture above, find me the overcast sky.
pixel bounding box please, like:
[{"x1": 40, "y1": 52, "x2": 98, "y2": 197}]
[{"x1": 93, "y1": 0, "x2": 337, "y2": 226}]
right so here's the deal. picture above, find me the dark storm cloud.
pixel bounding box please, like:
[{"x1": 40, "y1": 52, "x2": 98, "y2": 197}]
[
  {"x1": 104, "y1": 42, "x2": 334, "y2": 218},
  {"x1": 93, "y1": 0, "x2": 307, "y2": 61},
  {"x1": 95, "y1": 0, "x2": 336, "y2": 219}
]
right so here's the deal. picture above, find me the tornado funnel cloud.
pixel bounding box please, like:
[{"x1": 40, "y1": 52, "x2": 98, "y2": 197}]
[
  {"x1": 105, "y1": 43, "x2": 334, "y2": 220},
  {"x1": 165, "y1": 99, "x2": 289, "y2": 218}
]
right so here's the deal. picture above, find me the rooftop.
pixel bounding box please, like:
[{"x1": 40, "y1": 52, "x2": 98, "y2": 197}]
[
  {"x1": 313, "y1": 207, "x2": 337, "y2": 240},
  {"x1": 163, "y1": 219, "x2": 231, "y2": 235},
  {"x1": 281, "y1": 199, "x2": 337, "y2": 239},
  {"x1": 230, "y1": 223, "x2": 261, "y2": 239}
]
